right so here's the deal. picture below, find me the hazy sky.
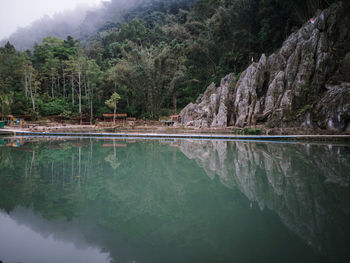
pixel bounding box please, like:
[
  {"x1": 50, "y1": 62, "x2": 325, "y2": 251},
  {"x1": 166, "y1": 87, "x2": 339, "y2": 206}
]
[{"x1": 0, "y1": 0, "x2": 109, "y2": 39}]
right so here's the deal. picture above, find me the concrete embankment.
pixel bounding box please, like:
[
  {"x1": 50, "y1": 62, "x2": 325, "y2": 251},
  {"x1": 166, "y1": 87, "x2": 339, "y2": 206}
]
[{"x1": 1, "y1": 129, "x2": 350, "y2": 142}]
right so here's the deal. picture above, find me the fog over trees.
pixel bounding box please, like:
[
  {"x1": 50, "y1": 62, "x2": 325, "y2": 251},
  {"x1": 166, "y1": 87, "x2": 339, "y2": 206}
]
[{"x1": 1, "y1": 0, "x2": 194, "y2": 51}]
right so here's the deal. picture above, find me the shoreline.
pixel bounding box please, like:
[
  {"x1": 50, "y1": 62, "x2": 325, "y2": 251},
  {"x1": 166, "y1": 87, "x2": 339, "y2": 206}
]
[
  {"x1": 1, "y1": 123, "x2": 350, "y2": 142},
  {"x1": 1, "y1": 128, "x2": 350, "y2": 142}
]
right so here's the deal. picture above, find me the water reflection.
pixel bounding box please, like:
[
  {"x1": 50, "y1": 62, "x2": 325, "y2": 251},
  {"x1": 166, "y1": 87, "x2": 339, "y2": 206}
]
[
  {"x1": 0, "y1": 208, "x2": 110, "y2": 263},
  {"x1": 0, "y1": 137, "x2": 349, "y2": 263},
  {"x1": 178, "y1": 140, "x2": 350, "y2": 258}
]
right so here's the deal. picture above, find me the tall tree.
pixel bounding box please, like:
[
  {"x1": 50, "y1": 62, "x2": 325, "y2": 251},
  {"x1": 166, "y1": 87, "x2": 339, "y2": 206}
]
[{"x1": 105, "y1": 92, "x2": 121, "y2": 123}]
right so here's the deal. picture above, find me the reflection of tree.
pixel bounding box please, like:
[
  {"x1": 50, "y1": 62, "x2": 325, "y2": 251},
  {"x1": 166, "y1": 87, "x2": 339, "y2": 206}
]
[
  {"x1": 0, "y1": 138, "x2": 349, "y2": 263},
  {"x1": 103, "y1": 140, "x2": 122, "y2": 170},
  {"x1": 104, "y1": 154, "x2": 120, "y2": 170},
  {"x1": 0, "y1": 139, "x2": 246, "y2": 262}
]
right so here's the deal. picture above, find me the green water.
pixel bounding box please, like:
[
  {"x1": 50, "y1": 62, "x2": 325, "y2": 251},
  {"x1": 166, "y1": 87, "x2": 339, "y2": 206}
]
[{"x1": 0, "y1": 138, "x2": 349, "y2": 263}]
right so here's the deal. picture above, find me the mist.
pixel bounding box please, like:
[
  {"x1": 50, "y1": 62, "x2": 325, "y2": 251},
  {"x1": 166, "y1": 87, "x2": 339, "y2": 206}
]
[
  {"x1": 0, "y1": 0, "x2": 195, "y2": 50},
  {"x1": 0, "y1": 4, "x2": 95, "y2": 50},
  {"x1": 0, "y1": 0, "x2": 108, "y2": 38},
  {"x1": 0, "y1": 0, "x2": 140, "y2": 50}
]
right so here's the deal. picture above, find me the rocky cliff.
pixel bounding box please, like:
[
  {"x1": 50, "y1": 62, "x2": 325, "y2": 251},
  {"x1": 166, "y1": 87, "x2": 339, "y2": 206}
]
[{"x1": 179, "y1": 2, "x2": 350, "y2": 132}]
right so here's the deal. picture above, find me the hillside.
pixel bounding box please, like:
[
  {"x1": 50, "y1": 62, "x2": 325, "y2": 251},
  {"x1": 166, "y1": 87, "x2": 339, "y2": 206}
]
[
  {"x1": 0, "y1": 0, "x2": 347, "y2": 131},
  {"x1": 0, "y1": 0, "x2": 194, "y2": 51},
  {"x1": 179, "y1": 2, "x2": 350, "y2": 132}
]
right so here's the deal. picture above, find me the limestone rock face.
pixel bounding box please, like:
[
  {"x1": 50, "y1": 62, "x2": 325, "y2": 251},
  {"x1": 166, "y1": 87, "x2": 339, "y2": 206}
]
[
  {"x1": 315, "y1": 83, "x2": 350, "y2": 131},
  {"x1": 179, "y1": 73, "x2": 235, "y2": 128},
  {"x1": 179, "y1": 2, "x2": 350, "y2": 132},
  {"x1": 234, "y1": 54, "x2": 267, "y2": 127}
]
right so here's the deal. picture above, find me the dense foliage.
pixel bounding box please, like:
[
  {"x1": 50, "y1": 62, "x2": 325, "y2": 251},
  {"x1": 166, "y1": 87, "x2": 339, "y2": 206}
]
[{"x1": 0, "y1": 0, "x2": 340, "y2": 119}]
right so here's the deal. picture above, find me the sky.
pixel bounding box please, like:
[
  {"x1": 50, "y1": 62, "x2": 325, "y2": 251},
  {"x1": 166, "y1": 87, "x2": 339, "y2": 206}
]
[{"x1": 0, "y1": 0, "x2": 109, "y2": 39}]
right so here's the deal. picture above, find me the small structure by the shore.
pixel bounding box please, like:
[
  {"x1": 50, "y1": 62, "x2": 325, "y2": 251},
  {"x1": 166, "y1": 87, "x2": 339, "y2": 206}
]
[{"x1": 103, "y1": 113, "x2": 127, "y2": 123}]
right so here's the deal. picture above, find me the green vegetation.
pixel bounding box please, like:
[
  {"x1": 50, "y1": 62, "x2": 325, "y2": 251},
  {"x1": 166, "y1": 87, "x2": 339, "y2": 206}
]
[
  {"x1": 296, "y1": 104, "x2": 312, "y2": 118},
  {"x1": 105, "y1": 92, "x2": 121, "y2": 123},
  {"x1": 233, "y1": 127, "x2": 263, "y2": 135},
  {"x1": 0, "y1": 0, "x2": 340, "y2": 119}
]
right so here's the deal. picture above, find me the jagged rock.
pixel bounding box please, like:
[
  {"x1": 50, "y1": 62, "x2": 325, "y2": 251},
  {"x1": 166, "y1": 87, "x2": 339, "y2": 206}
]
[
  {"x1": 179, "y1": 2, "x2": 350, "y2": 132},
  {"x1": 234, "y1": 54, "x2": 267, "y2": 127},
  {"x1": 179, "y1": 73, "x2": 235, "y2": 128},
  {"x1": 315, "y1": 83, "x2": 350, "y2": 131}
]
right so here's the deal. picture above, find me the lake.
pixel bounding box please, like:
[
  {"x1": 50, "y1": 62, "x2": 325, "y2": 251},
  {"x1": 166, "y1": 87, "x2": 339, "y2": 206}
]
[{"x1": 0, "y1": 137, "x2": 349, "y2": 263}]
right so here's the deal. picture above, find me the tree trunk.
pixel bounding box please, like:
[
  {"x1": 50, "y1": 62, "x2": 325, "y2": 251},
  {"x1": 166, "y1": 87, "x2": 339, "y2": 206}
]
[
  {"x1": 57, "y1": 76, "x2": 60, "y2": 96},
  {"x1": 173, "y1": 90, "x2": 177, "y2": 114},
  {"x1": 51, "y1": 75, "x2": 54, "y2": 98},
  {"x1": 84, "y1": 77, "x2": 87, "y2": 97},
  {"x1": 71, "y1": 74, "x2": 75, "y2": 108},
  {"x1": 28, "y1": 72, "x2": 35, "y2": 112},
  {"x1": 113, "y1": 102, "x2": 116, "y2": 124},
  {"x1": 90, "y1": 83, "x2": 93, "y2": 124},
  {"x1": 24, "y1": 70, "x2": 28, "y2": 97},
  {"x1": 78, "y1": 70, "x2": 82, "y2": 119},
  {"x1": 63, "y1": 73, "x2": 66, "y2": 97}
]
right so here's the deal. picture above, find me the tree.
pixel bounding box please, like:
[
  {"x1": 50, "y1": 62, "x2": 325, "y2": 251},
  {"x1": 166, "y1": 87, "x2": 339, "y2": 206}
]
[
  {"x1": 86, "y1": 59, "x2": 104, "y2": 123},
  {"x1": 0, "y1": 93, "x2": 13, "y2": 116},
  {"x1": 23, "y1": 61, "x2": 38, "y2": 112},
  {"x1": 105, "y1": 92, "x2": 121, "y2": 123},
  {"x1": 1, "y1": 0, "x2": 342, "y2": 120}
]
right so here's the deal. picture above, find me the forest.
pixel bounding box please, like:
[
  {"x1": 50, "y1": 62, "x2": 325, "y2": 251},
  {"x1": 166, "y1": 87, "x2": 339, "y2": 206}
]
[{"x1": 0, "y1": 0, "x2": 341, "y2": 120}]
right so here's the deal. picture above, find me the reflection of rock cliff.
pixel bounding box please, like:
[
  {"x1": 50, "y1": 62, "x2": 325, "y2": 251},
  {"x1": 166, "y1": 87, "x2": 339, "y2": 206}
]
[
  {"x1": 178, "y1": 140, "x2": 350, "y2": 257},
  {"x1": 179, "y1": 2, "x2": 350, "y2": 132}
]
